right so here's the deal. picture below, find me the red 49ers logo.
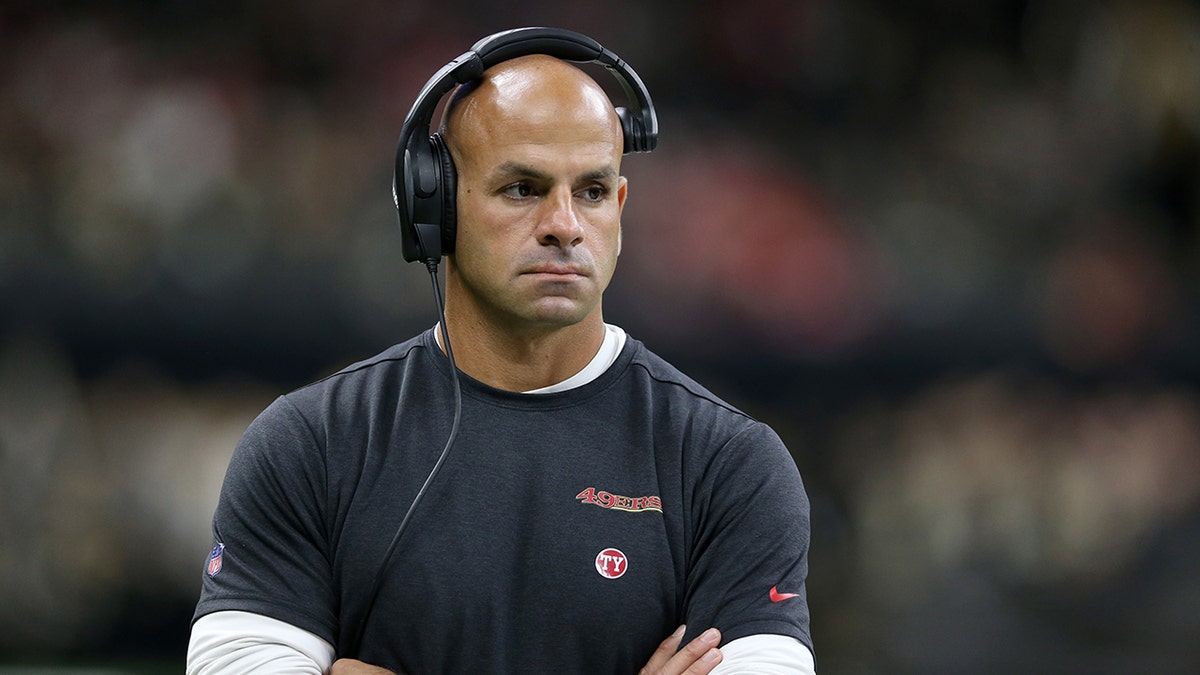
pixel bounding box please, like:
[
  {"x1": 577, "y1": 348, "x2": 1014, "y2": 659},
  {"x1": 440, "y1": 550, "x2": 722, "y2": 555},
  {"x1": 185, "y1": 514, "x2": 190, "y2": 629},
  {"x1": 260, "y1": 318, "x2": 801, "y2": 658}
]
[
  {"x1": 595, "y1": 548, "x2": 628, "y2": 579},
  {"x1": 576, "y1": 487, "x2": 662, "y2": 513}
]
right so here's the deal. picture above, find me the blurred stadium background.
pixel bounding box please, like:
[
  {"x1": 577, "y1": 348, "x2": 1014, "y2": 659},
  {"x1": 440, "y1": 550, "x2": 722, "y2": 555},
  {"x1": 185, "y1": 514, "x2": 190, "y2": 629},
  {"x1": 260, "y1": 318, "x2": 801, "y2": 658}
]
[{"x1": 2, "y1": 0, "x2": 1199, "y2": 672}]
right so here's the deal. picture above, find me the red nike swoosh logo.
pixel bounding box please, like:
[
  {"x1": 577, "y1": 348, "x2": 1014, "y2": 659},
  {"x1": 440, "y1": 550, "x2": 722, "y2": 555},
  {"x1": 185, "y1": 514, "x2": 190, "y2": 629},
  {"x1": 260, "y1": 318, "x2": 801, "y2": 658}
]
[{"x1": 769, "y1": 585, "x2": 799, "y2": 602}]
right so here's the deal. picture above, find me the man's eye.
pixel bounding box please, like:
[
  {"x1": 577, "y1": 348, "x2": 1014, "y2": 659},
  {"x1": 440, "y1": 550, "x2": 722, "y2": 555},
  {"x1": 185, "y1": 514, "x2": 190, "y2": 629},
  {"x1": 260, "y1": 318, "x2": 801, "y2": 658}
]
[
  {"x1": 580, "y1": 186, "x2": 607, "y2": 201},
  {"x1": 502, "y1": 183, "x2": 534, "y2": 198}
]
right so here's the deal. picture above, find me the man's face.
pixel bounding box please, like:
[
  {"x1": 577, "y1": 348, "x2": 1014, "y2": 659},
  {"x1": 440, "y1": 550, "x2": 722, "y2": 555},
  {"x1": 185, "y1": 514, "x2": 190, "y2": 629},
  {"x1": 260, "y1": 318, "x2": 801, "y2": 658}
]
[{"x1": 445, "y1": 61, "x2": 628, "y2": 334}]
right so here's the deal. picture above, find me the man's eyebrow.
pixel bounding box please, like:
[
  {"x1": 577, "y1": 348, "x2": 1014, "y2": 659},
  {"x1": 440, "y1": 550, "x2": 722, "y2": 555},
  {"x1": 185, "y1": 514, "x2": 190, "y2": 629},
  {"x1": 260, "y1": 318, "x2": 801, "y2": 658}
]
[
  {"x1": 578, "y1": 166, "x2": 618, "y2": 183},
  {"x1": 493, "y1": 161, "x2": 551, "y2": 182}
]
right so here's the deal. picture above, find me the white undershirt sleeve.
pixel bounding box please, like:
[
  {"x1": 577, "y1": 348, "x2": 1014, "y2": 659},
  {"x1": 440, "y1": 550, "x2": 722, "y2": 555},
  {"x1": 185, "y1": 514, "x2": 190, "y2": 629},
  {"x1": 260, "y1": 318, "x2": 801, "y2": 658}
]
[
  {"x1": 711, "y1": 634, "x2": 816, "y2": 674},
  {"x1": 186, "y1": 610, "x2": 335, "y2": 675}
]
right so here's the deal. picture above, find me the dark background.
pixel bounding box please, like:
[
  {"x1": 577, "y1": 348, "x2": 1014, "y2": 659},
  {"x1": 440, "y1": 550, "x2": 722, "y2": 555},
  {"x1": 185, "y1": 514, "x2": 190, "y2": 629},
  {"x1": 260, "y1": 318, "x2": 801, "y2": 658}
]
[{"x1": 2, "y1": 0, "x2": 1199, "y2": 672}]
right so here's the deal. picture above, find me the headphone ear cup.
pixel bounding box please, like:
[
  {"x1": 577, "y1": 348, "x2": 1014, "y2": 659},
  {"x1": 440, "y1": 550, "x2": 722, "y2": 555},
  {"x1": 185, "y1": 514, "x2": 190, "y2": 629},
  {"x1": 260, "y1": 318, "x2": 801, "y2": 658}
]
[
  {"x1": 398, "y1": 135, "x2": 449, "y2": 261},
  {"x1": 431, "y1": 133, "x2": 458, "y2": 255},
  {"x1": 615, "y1": 106, "x2": 636, "y2": 154}
]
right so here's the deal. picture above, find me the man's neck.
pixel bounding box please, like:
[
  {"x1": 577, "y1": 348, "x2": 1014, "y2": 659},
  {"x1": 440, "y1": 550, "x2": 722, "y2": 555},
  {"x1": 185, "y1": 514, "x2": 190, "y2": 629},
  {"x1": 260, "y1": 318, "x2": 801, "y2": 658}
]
[{"x1": 439, "y1": 313, "x2": 606, "y2": 393}]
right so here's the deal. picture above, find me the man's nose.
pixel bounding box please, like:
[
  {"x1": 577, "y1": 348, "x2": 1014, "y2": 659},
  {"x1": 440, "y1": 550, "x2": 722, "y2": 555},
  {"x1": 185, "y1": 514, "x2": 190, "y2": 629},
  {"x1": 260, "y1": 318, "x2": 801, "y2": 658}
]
[{"x1": 538, "y1": 188, "x2": 584, "y2": 248}]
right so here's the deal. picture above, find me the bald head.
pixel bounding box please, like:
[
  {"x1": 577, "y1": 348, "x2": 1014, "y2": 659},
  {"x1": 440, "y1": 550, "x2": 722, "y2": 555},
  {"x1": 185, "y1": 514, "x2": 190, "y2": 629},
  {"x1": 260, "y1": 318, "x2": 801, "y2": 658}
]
[{"x1": 442, "y1": 55, "x2": 624, "y2": 165}]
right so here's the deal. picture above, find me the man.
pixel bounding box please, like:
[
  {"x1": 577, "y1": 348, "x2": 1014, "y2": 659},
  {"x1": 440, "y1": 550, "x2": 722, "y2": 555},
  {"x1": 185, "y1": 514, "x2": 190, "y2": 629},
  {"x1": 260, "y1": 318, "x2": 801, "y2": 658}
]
[{"x1": 188, "y1": 41, "x2": 814, "y2": 674}]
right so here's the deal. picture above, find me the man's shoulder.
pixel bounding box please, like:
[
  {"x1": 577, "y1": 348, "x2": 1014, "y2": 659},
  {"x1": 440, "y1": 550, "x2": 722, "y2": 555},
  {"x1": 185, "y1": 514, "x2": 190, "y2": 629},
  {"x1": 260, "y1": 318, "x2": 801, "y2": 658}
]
[
  {"x1": 283, "y1": 331, "x2": 434, "y2": 405},
  {"x1": 623, "y1": 338, "x2": 754, "y2": 423}
]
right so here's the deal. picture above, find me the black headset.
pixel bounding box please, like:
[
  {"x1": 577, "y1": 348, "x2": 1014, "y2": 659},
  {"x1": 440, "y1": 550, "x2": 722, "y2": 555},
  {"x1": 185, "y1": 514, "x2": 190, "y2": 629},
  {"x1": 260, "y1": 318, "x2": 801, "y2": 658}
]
[{"x1": 392, "y1": 26, "x2": 659, "y2": 263}]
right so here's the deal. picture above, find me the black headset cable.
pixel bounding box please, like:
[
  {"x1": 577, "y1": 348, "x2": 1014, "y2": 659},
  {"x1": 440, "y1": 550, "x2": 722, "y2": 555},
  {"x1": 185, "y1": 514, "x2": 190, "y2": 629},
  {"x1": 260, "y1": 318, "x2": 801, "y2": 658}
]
[{"x1": 347, "y1": 258, "x2": 463, "y2": 658}]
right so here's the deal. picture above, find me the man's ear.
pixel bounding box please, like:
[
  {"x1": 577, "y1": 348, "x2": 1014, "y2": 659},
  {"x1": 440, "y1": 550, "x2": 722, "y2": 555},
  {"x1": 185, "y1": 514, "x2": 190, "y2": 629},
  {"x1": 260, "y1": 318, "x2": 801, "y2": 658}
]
[{"x1": 616, "y1": 176, "x2": 628, "y2": 256}]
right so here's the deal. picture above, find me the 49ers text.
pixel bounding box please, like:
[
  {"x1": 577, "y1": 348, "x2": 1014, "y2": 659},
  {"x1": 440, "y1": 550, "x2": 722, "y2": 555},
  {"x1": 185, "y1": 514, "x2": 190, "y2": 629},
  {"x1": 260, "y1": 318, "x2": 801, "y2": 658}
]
[{"x1": 576, "y1": 487, "x2": 663, "y2": 513}]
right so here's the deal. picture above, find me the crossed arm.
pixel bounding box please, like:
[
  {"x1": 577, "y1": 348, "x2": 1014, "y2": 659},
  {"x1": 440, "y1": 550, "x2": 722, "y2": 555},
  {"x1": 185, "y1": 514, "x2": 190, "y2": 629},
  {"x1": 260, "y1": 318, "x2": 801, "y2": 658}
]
[{"x1": 331, "y1": 623, "x2": 723, "y2": 674}]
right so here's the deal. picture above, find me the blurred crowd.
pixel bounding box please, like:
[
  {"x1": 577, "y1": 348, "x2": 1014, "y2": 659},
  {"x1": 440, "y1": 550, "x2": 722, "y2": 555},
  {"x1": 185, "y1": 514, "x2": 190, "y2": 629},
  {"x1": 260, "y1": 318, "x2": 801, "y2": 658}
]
[{"x1": 1, "y1": 0, "x2": 1198, "y2": 671}]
